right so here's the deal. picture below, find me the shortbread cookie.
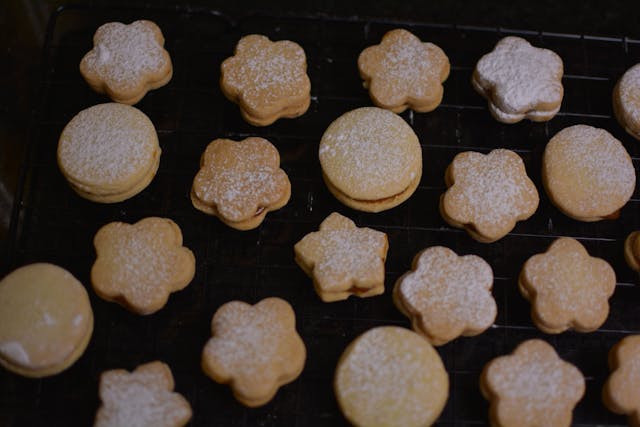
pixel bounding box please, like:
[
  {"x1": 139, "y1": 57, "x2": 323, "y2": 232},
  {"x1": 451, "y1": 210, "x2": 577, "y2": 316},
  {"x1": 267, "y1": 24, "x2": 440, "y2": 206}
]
[
  {"x1": 91, "y1": 217, "x2": 195, "y2": 315},
  {"x1": 334, "y1": 326, "x2": 448, "y2": 427},
  {"x1": 57, "y1": 103, "x2": 161, "y2": 203},
  {"x1": 358, "y1": 28, "x2": 450, "y2": 113},
  {"x1": 0, "y1": 263, "x2": 93, "y2": 378},
  {"x1": 543, "y1": 125, "x2": 636, "y2": 221},
  {"x1": 201, "y1": 297, "x2": 306, "y2": 407},
  {"x1": 624, "y1": 231, "x2": 640, "y2": 272},
  {"x1": 519, "y1": 237, "x2": 616, "y2": 334},
  {"x1": 294, "y1": 212, "x2": 388, "y2": 302},
  {"x1": 319, "y1": 107, "x2": 422, "y2": 212},
  {"x1": 80, "y1": 20, "x2": 172, "y2": 105},
  {"x1": 481, "y1": 339, "x2": 585, "y2": 427},
  {"x1": 191, "y1": 137, "x2": 291, "y2": 230},
  {"x1": 613, "y1": 63, "x2": 640, "y2": 140},
  {"x1": 393, "y1": 246, "x2": 496, "y2": 346},
  {"x1": 603, "y1": 335, "x2": 640, "y2": 427},
  {"x1": 440, "y1": 149, "x2": 539, "y2": 243},
  {"x1": 95, "y1": 361, "x2": 192, "y2": 427},
  {"x1": 220, "y1": 34, "x2": 311, "y2": 126},
  {"x1": 473, "y1": 36, "x2": 563, "y2": 123}
]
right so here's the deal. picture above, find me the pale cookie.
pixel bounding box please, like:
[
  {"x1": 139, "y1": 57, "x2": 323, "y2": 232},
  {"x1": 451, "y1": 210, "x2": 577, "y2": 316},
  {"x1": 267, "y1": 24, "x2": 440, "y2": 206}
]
[
  {"x1": 472, "y1": 36, "x2": 563, "y2": 124},
  {"x1": 543, "y1": 125, "x2": 636, "y2": 222},
  {"x1": 519, "y1": 237, "x2": 616, "y2": 334},
  {"x1": 603, "y1": 335, "x2": 640, "y2": 427},
  {"x1": 57, "y1": 103, "x2": 161, "y2": 203},
  {"x1": 201, "y1": 297, "x2": 306, "y2": 407},
  {"x1": 334, "y1": 326, "x2": 448, "y2": 427},
  {"x1": 319, "y1": 107, "x2": 422, "y2": 212},
  {"x1": 91, "y1": 217, "x2": 195, "y2": 315},
  {"x1": 80, "y1": 20, "x2": 172, "y2": 105},
  {"x1": 440, "y1": 149, "x2": 539, "y2": 243},
  {"x1": 220, "y1": 34, "x2": 311, "y2": 126},
  {"x1": 294, "y1": 212, "x2": 388, "y2": 302},
  {"x1": 393, "y1": 246, "x2": 496, "y2": 346},
  {"x1": 0, "y1": 263, "x2": 93, "y2": 378},
  {"x1": 481, "y1": 339, "x2": 585, "y2": 427},
  {"x1": 613, "y1": 63, "x2": 640, "y2": 140},
  {"x1": 95, "y1": 361, "x2": 192, "y2": 427},
  {"x1": 358, "y1": 28, "x2": 450, "y2": 113},
  {"x1": 624, "y1": 231, "x2": 640, "y2": 272},
  {"x1": 191, "y1": 137, "x2": 291, "y2": 230}
]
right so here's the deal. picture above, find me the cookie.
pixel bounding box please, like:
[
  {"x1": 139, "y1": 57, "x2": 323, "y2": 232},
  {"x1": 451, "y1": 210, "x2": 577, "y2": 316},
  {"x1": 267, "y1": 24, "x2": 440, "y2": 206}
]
[
  {"x1": 481, "y1": 339, "x2": 585, "y2": 427},
  {"x1": 201, "y1": 297, "x2": 306, "y2": 407},
  {"x1": 334, "y1": 326, "x2": 448, "y2": 427},
  {"x1": 220, "y1": 34, "x2": 311, "y2": 126},
  {"x1": 519, "y1": 237, "x2": 616, "y2": 334},
  {"x1": 603, "y1": 335, "x2": 640, "y2": 427},
  {"x1": 57, "y1": 103, "x2": 161, "y2": 203},
  {"x1": 472, "y1": 36, "x2": 563, "y2": 123},
  {"x1": 358, "y1": 28, "x2": 450, "y2": 113},
  {"x1": 294, "y1": 212, "x2": 388, "y2": 302},
  {"x1": 613, "y1": 63, "x2": 640, "y2": 140},
  {"x1": 191, "y1": 137, "x2": 291, "y2": 230},
  {"x1": 440, "y1": 149, "x2": 539, "y2": 243},
  {"x1": 542, "y1": 124, "x2": 636, "y2": 221},
  {"x1": 319, "y1": 107, "x2": 422, "y2": 212},
  {"x1": 95, "y1": 361, "x2": 192, "y2": 427},
  {"x1": 91, "y1": 217, "x2": 196, "y2": 315},
  {"x1": 80, "y1": 20, "x2": 172, "y2": 105},
  {"x1": 393, "y1": 246, "x2": 496, "y2": 346},
  {"x1": 624, "y1": 231, "x2": 640, "y2": 272},
  {"x1": 0, "y1": 263, "x2": 93, "y2": 378}
]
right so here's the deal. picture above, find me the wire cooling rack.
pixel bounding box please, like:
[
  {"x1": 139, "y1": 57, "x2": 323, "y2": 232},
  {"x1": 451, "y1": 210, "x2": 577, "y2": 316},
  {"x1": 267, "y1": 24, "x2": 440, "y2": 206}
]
[{"x1": 1, "y1": 4, "x2": 639, "y2": 426}]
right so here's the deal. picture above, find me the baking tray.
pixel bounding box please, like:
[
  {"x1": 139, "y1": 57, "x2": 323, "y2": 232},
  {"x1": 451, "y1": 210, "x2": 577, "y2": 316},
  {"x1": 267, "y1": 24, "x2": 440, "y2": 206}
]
[{"x1": 2, "y1": 4, "x2": 640, "y2": 426}]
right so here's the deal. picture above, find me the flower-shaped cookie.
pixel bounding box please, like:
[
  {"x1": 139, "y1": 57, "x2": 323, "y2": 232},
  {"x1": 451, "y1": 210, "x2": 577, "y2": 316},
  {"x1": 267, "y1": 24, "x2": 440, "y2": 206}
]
[
  {"x1": 358, "y1": 28, "x2": 450, "y2": 113},
  {"x1": 220, "y1": 34, "x2": 311, "y2": 126},
  {"x1": 481, "y1": 339, "x2": 585, "y2": 427},
  {"x1": 80, "y1": 20, "x2": 172, "y2": 105},
  {"x1": 91, "y1": 217, "x2": 196, "y2": 315},
  {"x1": 294, "y1": 212, "x2": 388, "y2": 302},
  {"x1": 201, "y1": 297, "x2": 306, "y2": 407},
  {"x1": 603, "y1": 335, "x2": 640, "y2": 426},
  {"x1": 394, "y1": 246, "x2": 496, "y2": 346},
  {"x1": 440, "y1": 149, "x2": 539, "y2": 243},
  {"x1": 95, "y1": 361, "x2": 192, "y2": 427},
  {"x1": 190, "y1": 137, "x2": 291, "y2": 231},
  {"x1": 473, "y1": 36, "x2": 563, "y2": 123},
  {"x1": 519, "y1": 237, "x2": 616, "y2": 334}
]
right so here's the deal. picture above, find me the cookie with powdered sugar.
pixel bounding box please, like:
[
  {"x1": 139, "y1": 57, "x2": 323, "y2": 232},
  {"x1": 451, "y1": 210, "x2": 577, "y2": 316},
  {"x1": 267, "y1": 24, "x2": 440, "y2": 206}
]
[
  {"x1": 472, "y1": 36, "x2": 563, "y2": 124},
  {"x1": 613, "y1": 63, "x2": 640, "y2": 140},
  {"x1": 603, "y1": 335, "x2": 640, "y2": 427}
]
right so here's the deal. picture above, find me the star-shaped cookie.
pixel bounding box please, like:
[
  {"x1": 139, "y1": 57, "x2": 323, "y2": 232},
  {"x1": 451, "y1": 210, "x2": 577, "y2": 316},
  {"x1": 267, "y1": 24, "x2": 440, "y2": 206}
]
[{"x1": 603, "y1": 335, "x2": 640, "y2": 426}]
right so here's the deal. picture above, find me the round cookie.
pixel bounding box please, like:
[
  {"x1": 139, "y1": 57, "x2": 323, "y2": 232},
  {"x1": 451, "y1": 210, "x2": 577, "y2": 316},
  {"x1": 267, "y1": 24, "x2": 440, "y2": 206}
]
[
  {"x1": 334, "y1": 326, "x2": 448, "y2": 427},
  {"x1": 624, "y1": 231, "x2": 640, "y2": 272},
  {"x1": 57, "y1": 103, "x2": 161, "y2": 203},
  {"x1": 542, "y1": 125, "x2": 635, "y2": 222},
  {"x1": 613, "y1": 63, "x2": 640, "y2": 141},
  {"x1": 0, "y1": 263, "x2": 93, "y2": 378},
  {"x1": 319, "y1": 107, "x2": 422, "y2": 212}
]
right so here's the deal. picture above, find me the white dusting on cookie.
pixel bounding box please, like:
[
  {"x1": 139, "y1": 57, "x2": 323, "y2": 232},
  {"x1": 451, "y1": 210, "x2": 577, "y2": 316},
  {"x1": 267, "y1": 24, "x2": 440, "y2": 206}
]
[
  {"x1": 617, "y1": 64, "x2": 640, "y2": 128},
  {"x1": 0, "y1": 341, "x2": 31, "y2": 366}
]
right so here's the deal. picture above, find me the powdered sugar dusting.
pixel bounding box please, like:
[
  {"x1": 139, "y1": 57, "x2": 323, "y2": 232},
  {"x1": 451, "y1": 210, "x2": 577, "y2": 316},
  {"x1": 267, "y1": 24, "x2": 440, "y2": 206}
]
[{"x1": 617, "y1": 64, "x2": 640, "y2": 126}]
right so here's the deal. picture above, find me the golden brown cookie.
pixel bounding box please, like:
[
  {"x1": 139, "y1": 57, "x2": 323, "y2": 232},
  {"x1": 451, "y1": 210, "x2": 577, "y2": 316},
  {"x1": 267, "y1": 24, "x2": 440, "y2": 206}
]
[
  {"x1": 319, "y1": 107, "x2": 422, "y2": 212},
  {"x1": 95, "y1": 361, "x2": 192, "y2": 427},
  {"x1": 80, "y1": 20, "x2": 172, "y2": 105},
  {"x1": 0, "y1": 263, "x2": 93, "y2": 378},
  {"x1": 201, "y1": 297, "x2": 306, "y2": 407},
  {"x1": 358, "y1": 28, "x2": 450, "y2": 113},
  {"x1": 91, "y1": 217, "x2": 195, "y2": 315},
  {"x1": 624, "y1": 231, "x2": 640, "y2": 272},
  {"x1": 440, "y1": 149, "x2": 539, "y2": 243},
  {"x1": 334, "y1": 326, "x2": 448, "y2": 427},
  {"x1": 294, "y1": 212, "x2": 388, "y2": 302},
  {"x1": 542, "y1": 125, "x2": 636, "y2": 222},
  {"x1": 472, "y1": 36, "x2": 563, "y2": 123},
  {"x1": 190, "y1": 137, "x2": 291, "y2": 230},
  {"x1": 220, "y1": 34, "x2": 311, "y2": 126},
  {"x1": 393, "y1": 246, "x2": 496, "y2": 346},
  {"x1": 613, "y1": 63, "x2": 640, "y2": 141},
  {"x1": 481, "y1": 339, "x2": 585, "y2": 427},
  {"x1": 519, "y1": 237, "x2": 616, "y2": 334},
  {"x1": 603, "y1": 335, "x2": 640, "y2": 427}
]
